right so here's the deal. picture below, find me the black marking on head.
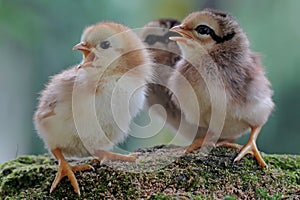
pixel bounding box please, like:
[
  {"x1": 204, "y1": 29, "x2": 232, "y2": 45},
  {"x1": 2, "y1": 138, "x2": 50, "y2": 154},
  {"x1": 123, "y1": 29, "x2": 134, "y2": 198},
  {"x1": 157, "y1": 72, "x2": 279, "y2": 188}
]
[
  {"x1": 144, "y1": 19, "x2": 181, "y2": 45},
  {"x1": 144, "y1": 35, "x2": 156, "y2": 45},
  {"x1": 194, "y1": 24, "x2": 235, "y2": 43},
  {"x1": 144, "y1": 31, "x2": 180, "y2": 45},
  {"x1": 158, "y1": 18, "x2": 181, "y2": 29}
]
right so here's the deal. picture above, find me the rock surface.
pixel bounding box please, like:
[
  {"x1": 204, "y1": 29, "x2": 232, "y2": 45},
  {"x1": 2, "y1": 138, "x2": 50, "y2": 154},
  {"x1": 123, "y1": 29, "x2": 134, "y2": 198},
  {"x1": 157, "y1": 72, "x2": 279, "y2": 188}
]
[{"x1": 0, "y1": 146, "x2": 299, "y2": 199}]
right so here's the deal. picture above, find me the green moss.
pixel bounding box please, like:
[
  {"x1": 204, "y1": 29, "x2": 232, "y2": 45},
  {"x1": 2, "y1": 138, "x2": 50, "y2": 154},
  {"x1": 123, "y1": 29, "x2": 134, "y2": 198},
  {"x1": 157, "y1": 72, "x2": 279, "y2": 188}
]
[
  {"x1": 224, "y1": 195, "x2": 238, "y2": 200},
  {"x1": 265, "y1": 154, "x2": 300, "y2": 185},
  {"x1": 1, "y1": 147, "x2": 299, "y2": 199},
  {"x1": 255, "y1": 187, "x2": 282, "y2": 200}
]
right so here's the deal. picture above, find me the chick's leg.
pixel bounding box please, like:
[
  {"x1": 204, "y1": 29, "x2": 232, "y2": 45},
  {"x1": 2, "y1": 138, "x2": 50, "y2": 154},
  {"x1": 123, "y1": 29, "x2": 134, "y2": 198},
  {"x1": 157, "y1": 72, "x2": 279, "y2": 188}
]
[
  {"x1": 50, "y1": 148, "x2": 93, "y2": 195},
  {"x1": 94, "y1": 150, "x2": 137, "y2": 162},
  {"x1": 216, "y1": 139, "x2": 246, "y2": 151},
  {"x1": 185, "y1": 131, "x2": 215, "y2": 153},
  {"x1": 218, "y1": 126, "x2": 266, "y2": 167},
  {"x1": 234, "y1": 126, "x2": 266, "y2": 167}
]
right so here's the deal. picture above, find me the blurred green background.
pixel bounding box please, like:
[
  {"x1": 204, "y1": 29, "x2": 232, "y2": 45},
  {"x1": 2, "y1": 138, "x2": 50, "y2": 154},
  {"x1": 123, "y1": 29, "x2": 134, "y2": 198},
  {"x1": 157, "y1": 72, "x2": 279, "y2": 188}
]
[{"x1": 0, "y1": 0, "x2": 300, "y2": 163}]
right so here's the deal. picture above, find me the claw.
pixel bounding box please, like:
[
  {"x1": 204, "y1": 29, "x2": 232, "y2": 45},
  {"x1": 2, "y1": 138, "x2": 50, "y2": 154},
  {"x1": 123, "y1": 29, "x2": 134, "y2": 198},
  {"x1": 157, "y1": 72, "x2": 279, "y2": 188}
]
[
  {"x1": 219, "y1": 126, "x2": 267, "y2": 167},
  {"x1": 50, "y1": 148, "x2": 93, "y2": 194},
  {"x1": 234, "y1": 126, "x2": 267, "y2": 167}
]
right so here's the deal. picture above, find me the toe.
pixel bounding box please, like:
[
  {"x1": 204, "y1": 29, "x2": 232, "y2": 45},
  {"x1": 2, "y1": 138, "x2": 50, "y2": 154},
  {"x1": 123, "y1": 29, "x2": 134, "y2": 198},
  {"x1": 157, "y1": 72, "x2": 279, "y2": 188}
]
[{"x1": 234, "y1": 141, "x2": 267, "y2": 168}]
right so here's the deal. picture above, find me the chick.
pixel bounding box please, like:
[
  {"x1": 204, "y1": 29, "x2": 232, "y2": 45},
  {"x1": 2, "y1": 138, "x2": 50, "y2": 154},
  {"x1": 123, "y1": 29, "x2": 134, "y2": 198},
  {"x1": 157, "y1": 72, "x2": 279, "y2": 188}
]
[
  {"x1": 140, "y1": 19, "x2": 207, "y2": 142},
  {"x1": 34, "y1": 22, "x2": 153, "y2": 194},
  {"x1": 169, "y1": 9, "x2": 274, "y2": 167}
]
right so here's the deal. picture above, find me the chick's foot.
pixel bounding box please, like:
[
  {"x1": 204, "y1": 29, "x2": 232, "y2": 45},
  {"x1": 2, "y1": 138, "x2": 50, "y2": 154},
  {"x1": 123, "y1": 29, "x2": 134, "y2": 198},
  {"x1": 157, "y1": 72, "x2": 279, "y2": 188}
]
[{"x1": 50, "y1": 148, "x2": 93, "y2": 195}]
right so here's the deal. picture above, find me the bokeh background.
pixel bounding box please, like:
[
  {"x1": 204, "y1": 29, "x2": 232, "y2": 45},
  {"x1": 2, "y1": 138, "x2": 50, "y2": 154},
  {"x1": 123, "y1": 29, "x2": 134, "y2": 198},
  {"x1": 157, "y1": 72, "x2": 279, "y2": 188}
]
[{"x1": 1, "y1": 0, "x2": 300, "y2": 163}]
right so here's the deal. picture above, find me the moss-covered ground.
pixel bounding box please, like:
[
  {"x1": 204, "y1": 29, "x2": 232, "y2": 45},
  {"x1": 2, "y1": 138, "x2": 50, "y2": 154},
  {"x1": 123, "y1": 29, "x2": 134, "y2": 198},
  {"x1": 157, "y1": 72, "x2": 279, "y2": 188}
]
[{"x1": 0, "y1": 146, "x2": 299, "y2": 199}]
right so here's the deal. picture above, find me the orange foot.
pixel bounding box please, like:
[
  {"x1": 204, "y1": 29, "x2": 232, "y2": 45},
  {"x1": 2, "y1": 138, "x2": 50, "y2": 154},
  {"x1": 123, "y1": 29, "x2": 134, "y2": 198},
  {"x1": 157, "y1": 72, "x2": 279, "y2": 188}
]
[
  {"x1": 185, "y1": 131, "x2": 215, "y2": 153},
  {"x1": 50, "y1": 148, "x2": 94, "y2": 195},
  {"x1": 94, "y1": 150, "x2": 137, "y2": 163},
  {"x1": 217, "y1": 126, "x2": 267, "y2": 168}
]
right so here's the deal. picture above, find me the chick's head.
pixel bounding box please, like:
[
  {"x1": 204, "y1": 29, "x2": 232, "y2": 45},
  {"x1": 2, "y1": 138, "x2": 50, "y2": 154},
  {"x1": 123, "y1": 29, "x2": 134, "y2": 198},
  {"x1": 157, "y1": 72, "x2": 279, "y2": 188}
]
[
  {"x1": 170, "y1": 9, "x2": 249, "y2": 57},
  {"x1": 74, "y1": 22, "x2": 148, "y2": 69}
]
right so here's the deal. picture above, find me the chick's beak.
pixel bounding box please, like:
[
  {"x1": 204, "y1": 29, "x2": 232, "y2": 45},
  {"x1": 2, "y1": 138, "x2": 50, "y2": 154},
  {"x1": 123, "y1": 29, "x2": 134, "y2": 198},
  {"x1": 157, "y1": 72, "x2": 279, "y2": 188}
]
[
  {"x1": 73, "y1": 42, "x2": 96, "y2": 67},
  {"x1": 73, "y1": 42, "x2": 91, "y2": 58},
  {"x1": 169, "y1": 25, "x2": 194, "y2": 42}
]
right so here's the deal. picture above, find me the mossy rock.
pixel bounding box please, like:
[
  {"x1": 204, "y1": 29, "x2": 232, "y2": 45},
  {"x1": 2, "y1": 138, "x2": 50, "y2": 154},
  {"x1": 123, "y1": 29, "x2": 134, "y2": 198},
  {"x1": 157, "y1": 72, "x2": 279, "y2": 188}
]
[{"x1": 0, "y1": 146, "x2": 299, "y2": 199}]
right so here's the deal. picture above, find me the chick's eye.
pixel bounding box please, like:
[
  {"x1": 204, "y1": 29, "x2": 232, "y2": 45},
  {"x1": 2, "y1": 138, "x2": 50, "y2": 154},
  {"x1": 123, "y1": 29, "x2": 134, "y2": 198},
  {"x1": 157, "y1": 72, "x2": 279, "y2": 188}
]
[
  {"x1": 144, "y1": 35, "x2": 157, "y2": 45},
  {"x1": 194, "y1": 25, "x2": 211, "y2": 35},
  {"x1": 100, "y1": 41, "x2": 110, "y2": 49}
]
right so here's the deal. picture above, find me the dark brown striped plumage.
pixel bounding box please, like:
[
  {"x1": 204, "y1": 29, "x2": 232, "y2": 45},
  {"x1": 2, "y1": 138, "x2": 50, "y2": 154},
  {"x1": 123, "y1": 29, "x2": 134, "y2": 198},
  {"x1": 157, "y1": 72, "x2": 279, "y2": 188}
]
[
  {"x1": 141, "y1": 19, "x2": 182, "y2": 129},
  {"x1": 168, "y1": 9, "x2": 274, "y2": 167}
]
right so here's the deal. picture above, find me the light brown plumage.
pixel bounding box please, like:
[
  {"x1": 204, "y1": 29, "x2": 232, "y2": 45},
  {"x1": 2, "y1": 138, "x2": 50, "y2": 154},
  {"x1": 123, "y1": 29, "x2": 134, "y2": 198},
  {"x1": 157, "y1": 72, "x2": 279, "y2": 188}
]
[
  {"x1": 169, "y1": 9, "x2": 274, "y2": 167},
  {"x1": 34, "y1": 22, "x2": 153, "y2": 194}
]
